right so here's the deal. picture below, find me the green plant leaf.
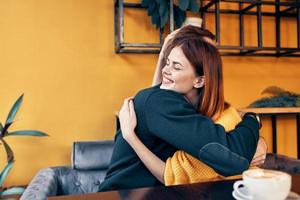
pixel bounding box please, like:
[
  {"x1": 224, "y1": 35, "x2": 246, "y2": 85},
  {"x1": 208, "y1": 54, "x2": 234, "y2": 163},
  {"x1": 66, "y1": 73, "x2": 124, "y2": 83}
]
[
  {"x1": 151, "y1": 9, "x2": 161, "y2": 29},
  {"x1": 0, "y1": 122, "x2": 3, "y2": 136},
  {"x1": 160, "y1": 11, "x2": 169, "y2": 29},
  {"x1": 0, "y1": 161, "x2": 14, "y2": 187},
  {"x1": 178, "y1": 0, "x2": 190, "y2": 11},
  {"x1": 1, "y1": 122, "x2": 12, "y2": 137},
  {"x1": 297, "y1": 96, "x2": 300, "y2": 107},
  {"x1": 147, "y1": 1, "x2": 157, "y2": 16},
  {"x1": 261, "y1": 86, "x2": 286, "y2": 96},
  {"x1": 158, "y1": 0, "x2": 169, "y2": 28},
  {"x1": 174, "y1": 5, "x2": 186, "y2": 27},
  {"x1": 6, "y1": 130, "x2": 49, "y2": 137},
  {"x1": 5, "y1": 94, "x2": 24, "y2": 126},
  {"x1": 141, "y1": 0, "x2": 151, "y2": 7},
  {"x1": 189, "y1": 0, "x2": 199, "y2": 12},
  {"x1": 0, "y1": 187, "x2": 25, "y2": 196},
  {"x1": 158, "y1": 0, "x2": 169, "y2": 16},
  {"x1": 0, "y1": 139, "x2": 14, "y2": 163}
]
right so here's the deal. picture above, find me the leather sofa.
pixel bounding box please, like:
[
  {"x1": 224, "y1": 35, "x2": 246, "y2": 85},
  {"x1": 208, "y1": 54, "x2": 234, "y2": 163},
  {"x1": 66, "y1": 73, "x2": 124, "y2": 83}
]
[
  {"x1": 20, "y1": 140, "x2": 114, "y2": 200},
  {"x1": 20, "y1": 140, "x2": 300, "y2": 200}
]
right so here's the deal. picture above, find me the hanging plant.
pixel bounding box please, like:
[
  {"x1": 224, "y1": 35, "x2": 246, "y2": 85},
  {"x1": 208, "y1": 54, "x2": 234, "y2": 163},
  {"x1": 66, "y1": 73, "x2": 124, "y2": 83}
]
[
  {"x1": 0, "y1": 94, "x2": 48, "y2": 197},
  {"x1": 141, "y1": 0, "x2": 200, "y2": 29}
]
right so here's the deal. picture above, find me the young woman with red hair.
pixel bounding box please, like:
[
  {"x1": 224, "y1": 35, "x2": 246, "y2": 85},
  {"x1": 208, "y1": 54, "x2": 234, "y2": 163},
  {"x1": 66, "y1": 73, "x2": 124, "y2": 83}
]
[{"x1": 99, "y1": 26, "x2": 265, "y2": 192}]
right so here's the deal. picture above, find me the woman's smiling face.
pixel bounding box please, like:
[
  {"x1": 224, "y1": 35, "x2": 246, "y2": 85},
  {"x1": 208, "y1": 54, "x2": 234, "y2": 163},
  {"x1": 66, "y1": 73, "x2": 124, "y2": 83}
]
[{"x1": 160, "y1": 46, "x2": 202, "y2": 97}]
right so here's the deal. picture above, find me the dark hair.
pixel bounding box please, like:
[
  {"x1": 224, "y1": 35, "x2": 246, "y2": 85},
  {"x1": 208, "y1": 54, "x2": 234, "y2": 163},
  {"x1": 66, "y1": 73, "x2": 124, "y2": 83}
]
[{"x1": 164, "y1": 25, "x2": 224, "y2": 121}]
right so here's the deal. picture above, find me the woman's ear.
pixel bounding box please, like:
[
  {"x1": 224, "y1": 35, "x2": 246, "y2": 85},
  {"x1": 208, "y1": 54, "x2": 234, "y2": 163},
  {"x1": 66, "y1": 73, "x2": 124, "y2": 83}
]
[{"x1": 194, "y1": 76, "x2": 205, "y2": 88}]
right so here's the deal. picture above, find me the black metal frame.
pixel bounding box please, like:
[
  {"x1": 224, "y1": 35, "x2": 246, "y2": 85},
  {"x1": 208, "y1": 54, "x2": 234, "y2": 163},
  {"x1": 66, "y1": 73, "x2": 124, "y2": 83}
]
[
  {"x1": 114, "y1": 0, "x2": 174, "y2": 54},
  {"x1": 257, "y1": 111, "x2": 300, "y2": 159},
  {"x1": 115, "y1": 0, "x2": 300, "y2": 56}
]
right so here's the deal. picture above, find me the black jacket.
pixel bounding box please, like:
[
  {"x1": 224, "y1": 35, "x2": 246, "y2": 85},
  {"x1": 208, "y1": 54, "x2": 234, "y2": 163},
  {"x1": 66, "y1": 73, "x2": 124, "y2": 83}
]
[{"x1": 99, "y1": 85, "x2": 259, "y2": 191}]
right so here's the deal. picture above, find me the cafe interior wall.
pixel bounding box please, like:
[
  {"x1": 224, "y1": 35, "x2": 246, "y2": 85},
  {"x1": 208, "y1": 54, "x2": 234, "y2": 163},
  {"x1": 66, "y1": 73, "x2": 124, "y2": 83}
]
[{"x1": 0, "y1": 0, "x2": 299, "y2": 187}]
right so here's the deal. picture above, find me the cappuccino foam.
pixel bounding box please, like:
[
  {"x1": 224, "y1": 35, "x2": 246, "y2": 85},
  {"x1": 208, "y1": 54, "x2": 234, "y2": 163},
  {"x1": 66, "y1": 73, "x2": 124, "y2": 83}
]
[{"x1": 245, "y1": 169, "x2": 287, "y2": 179}]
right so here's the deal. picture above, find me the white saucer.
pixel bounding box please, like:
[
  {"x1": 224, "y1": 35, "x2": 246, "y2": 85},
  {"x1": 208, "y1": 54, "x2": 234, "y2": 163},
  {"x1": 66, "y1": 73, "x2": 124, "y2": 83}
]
[
  {"x1": 232, "y1": 187, "x2": 253, "y2": 200},
  {"x1": 232, "y1": 188, "x2": 300, "y2": 200}
]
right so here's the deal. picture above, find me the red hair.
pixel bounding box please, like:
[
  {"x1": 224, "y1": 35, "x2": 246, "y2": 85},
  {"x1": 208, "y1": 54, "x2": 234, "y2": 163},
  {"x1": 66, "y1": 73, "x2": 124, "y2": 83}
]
[{"x1": 164, "y1": 26, "x2": 225, "y2": 121}]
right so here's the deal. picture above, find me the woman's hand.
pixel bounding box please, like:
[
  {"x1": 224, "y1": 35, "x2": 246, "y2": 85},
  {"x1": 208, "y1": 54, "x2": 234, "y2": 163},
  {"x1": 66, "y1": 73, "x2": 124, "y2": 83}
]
[
  {"x1": 250, "y1": 136, "x2": 268, "y2": 166},
  {"x1": 160, "y1": 29, "x2": 180, "y2": 57},
  {"x1": 153, "y1": 29, "x2": 180, "y2": 86},
  {"x1": 236, "y1": 109, "x2": 246, "y2": 118},
  {"x1": 119, "y1": 97, "x2": 166, "y2": 183},
  {"x1": 119, "y1": 97, "x2": 138, "y2": 144}
]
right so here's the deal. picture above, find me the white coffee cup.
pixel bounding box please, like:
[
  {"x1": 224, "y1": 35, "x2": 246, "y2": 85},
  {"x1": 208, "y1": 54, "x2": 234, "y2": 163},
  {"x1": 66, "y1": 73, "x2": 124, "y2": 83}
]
[{"x1": 233, "y1": 169, "x2": 291, "y2": 200}]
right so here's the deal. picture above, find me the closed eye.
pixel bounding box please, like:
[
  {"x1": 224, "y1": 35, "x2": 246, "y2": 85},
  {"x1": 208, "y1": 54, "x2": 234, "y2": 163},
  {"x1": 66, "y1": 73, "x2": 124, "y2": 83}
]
[{"x1": 174, "y1": 64, "x2": 182, "y2": 70}]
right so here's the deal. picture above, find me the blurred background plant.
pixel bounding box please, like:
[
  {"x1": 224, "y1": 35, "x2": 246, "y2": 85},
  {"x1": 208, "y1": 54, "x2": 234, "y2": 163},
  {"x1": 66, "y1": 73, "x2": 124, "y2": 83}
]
[
  {"x1": 141, "y1": 0, "x2": 200, "y2": 29},
  {"x1": 249, "y1": 86, "x2": 300, "y2": 108},
  {"x1": 0, "y1": 94, "x2": 48, "y2": 197}
]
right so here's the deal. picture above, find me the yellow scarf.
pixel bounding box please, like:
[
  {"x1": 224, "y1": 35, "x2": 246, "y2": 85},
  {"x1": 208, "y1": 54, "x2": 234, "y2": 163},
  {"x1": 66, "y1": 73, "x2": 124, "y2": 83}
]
[{"x1": 164, "y1": 107, "x2": 247, "y2": 185}]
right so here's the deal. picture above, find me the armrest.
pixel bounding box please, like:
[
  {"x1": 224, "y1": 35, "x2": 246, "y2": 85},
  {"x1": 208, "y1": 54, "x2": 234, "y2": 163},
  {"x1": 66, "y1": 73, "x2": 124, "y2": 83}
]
[
  {"x1": 260, "y1": 153, "x2": 300, "y2": 173},
  {"x1": 20, "y1": 168, "x2": 58, "y2": 200},
  {"x1": 72, "y1": 140, "x2": 114, "y2": 170}
]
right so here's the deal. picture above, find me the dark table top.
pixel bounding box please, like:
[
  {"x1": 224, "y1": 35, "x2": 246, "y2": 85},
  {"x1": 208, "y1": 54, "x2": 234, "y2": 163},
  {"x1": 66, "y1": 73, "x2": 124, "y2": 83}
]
[{"x1": 48, "y1": 173, "x2": 300, "y2": 200}]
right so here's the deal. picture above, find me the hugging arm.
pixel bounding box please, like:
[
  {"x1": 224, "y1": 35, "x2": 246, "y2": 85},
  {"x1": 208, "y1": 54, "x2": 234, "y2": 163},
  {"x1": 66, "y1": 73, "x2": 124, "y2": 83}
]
[
  {"x1": 119, "y1": 98, "x2": 166, "y2": 183},
  {"x1": 120, "y1": 97, "x2": 264, "y2": 182},
  {"x1": 122, "y1": 134, "x2": 166, "y2": 184},
  {"x1": 144, "y1": 90, "x2": 260, "y2": 176}
]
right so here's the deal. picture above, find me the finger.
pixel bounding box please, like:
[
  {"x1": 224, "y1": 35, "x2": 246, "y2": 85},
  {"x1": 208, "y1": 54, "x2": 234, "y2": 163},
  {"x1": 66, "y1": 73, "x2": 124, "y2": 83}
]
[
  {"x1": 250, "y1": 159, "x2": 265, "y2": 166},
  {"x1": 124, "y1": 97, "x2": 134, "y2": 109},
  {"x1": 125, "y1": 97, "x2": 134, "y2": 101},
  {"x1": 127, "y1": 96, "x2": 134, "y2": 100},
  {"x1": 125, "y1": 98, "x2": 132, "y2": 108},
  {"x1": 251, "y1": 155, "x2": 266, "y2": 164},
  {"x1": 251, "y1": 158, "x2": 265, "y2": 165},
  {"x1": 251, "y1": 156, "x2": 266, "y2": 164},
  {"x1": 119, "y1": 99, "x2": 130, "y2": 115},
  {"x1": 252, "y1": 154, "x2": 266, "y2": 163},
  {"x1": 254, "y1": 153, "x2": 266, "y2": 159},
  {"x1": 251, "y1": 154, "x2": 265, "y2": 161},
  {"x1": 166, "y1": 29, "x2": 180, "y2": 40},
  {"x1": 118, "y1": 107, "x2": 125, "y2": 118},
  {"x1": 122, "y1": 98, "x2": 128, "y2": 108},
  {"x1": 120, "y1": 103, "x2": 128, "y2": 113},
  {"x1": 129, "y1": 100, "x2": 135, "y2": 116},
  {"x1": 260, "y1": 137, "x2": 268, "y2": 151},
  {"x1": 123, "y1": 98, "x2": 130, "y2": 105}
]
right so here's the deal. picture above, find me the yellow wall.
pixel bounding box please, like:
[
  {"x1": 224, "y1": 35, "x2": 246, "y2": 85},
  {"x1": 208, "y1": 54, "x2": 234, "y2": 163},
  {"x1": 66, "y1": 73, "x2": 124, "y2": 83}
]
[{"x1": 0, "y1": 0, "x2": 299, "y2": 186}]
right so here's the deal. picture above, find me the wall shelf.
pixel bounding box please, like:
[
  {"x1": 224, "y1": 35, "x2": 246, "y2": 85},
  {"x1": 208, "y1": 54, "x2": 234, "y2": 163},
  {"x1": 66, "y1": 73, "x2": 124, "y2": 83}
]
[{"x1": 114, "y1": 0, "x2": 300, "y2": 57}]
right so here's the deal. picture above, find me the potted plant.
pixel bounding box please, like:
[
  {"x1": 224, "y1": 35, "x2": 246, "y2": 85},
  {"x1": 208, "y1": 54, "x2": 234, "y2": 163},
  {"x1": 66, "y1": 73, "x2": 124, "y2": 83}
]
[
  {"x1": 0, "y1": 94, "x2": 48, "y2": 197},
  {"x1": 249, "y1": 86, "x2": 300, "y2": 108},
  {"x1": 141, "y1": 0, "x2": 200, "y2": 29}
]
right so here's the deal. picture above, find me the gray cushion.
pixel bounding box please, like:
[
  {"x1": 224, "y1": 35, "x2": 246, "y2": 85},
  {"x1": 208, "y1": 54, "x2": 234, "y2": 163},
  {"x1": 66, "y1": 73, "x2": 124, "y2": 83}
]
[{"x1": 72, "y1": 140, "x2": 114, "y2": 170}]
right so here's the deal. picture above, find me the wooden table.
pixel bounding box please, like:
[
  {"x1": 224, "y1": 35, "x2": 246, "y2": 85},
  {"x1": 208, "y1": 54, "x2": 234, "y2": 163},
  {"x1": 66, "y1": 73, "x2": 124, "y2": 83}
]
[
  {"x1": 241, "y1": 107, "x2": 300, "y2": 159},
  {"x1": 48, "y1": 173, "x2": 300, "y2": 200}
]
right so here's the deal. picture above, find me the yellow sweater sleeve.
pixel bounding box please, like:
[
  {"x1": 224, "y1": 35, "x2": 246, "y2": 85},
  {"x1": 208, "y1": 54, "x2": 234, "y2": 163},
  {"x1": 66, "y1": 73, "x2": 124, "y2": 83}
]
[{"x1": 164, "y1": 107, "x2": 244, "y2": 186}]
